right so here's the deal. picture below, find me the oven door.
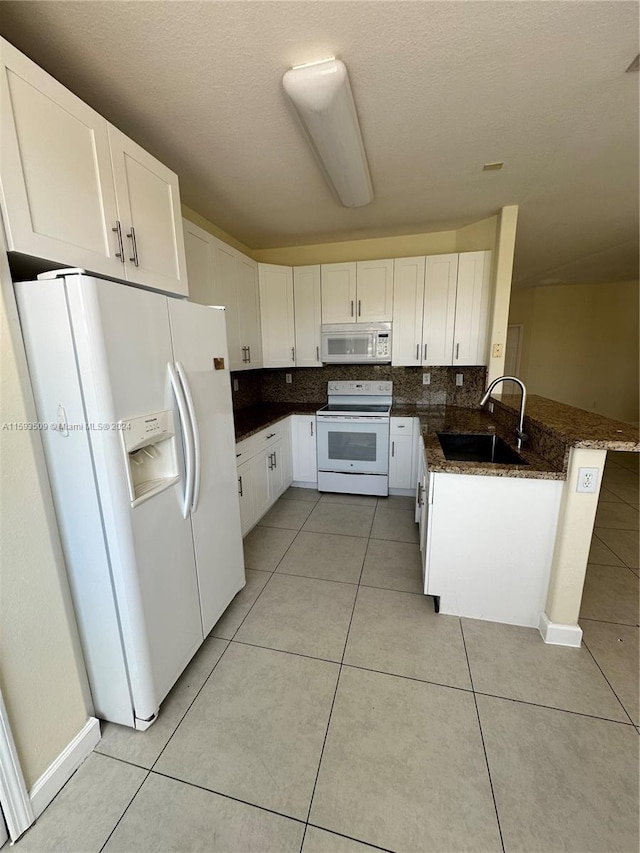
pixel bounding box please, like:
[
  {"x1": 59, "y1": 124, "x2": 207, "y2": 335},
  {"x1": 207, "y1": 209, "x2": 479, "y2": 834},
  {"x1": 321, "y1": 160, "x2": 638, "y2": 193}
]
[{"x1": 316, "y1": 416, "x2": 390, "y2": 475}]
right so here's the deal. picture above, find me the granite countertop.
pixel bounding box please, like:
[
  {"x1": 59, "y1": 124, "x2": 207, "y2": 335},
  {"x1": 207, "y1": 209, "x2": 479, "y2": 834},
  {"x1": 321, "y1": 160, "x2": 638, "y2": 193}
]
[
  {"x1": 393, "y1": 404, "x2": 564, "y2": 480},
  {"x1": 233, "y1": 401, "x2": 322, "y2": 441}
]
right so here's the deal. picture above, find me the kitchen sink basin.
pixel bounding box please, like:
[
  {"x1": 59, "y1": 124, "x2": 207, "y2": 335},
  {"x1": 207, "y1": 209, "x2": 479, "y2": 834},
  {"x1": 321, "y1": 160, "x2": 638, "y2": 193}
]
[{"x1": 437, "y1": 432, "x2": 529, "y2": 465}]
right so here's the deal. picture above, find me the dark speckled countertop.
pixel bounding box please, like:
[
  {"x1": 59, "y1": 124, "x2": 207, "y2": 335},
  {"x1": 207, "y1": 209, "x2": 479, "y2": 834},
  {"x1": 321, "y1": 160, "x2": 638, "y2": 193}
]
[{"x1": 234, "y1": 395, "x2": 638, "y2": 480}]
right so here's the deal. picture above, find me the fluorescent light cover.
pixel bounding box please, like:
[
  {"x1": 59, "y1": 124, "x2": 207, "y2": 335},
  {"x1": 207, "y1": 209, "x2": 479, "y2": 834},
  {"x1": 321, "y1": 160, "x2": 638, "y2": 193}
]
[{"x1": 283, "y1": 58, "x2": 374, "y2": 207}]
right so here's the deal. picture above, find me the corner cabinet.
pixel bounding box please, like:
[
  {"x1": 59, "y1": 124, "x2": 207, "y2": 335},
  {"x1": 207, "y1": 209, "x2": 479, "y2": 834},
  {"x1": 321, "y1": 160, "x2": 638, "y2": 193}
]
[
  {"x1": 0, "y1": 38, "x2": 188, "y2": 296},
  {"x1": 321, "y1": 260, "x2": 393, "y2": 323},
  {"x1": 392, "y1": 251, "x2": 492, "y2": 367},
  {"x1": 291, "y1": 415, "x2": 317, "y2": 485},
  {"x1": 389, "y1": 417, "x2": 418, "y2": 491}
]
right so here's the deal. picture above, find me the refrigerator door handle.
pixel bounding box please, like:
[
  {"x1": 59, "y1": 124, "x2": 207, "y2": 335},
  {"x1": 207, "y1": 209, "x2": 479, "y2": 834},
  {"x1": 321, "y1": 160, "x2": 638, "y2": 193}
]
[
  {"x1": 176, "y1": 361, "x2": 201, "y2": 514},
  {"x1": 168, "y1": 362, "x2": 194, "y2": 519}
]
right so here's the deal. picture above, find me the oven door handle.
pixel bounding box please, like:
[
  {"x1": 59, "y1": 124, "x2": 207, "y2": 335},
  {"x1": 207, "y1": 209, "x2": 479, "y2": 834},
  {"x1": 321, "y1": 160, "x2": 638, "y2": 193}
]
[{"x1": 316, "y1": 416, "x2": 390, "y2": 424}]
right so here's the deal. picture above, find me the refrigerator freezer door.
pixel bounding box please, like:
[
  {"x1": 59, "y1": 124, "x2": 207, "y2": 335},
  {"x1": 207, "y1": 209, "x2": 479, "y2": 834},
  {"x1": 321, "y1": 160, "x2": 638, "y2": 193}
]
[
  {"x1": 64, "y1": 276, "x2": 204, "y2": 717},
  {"x1": 167, "y1": 300, "x2": 246, "y2": 635}
]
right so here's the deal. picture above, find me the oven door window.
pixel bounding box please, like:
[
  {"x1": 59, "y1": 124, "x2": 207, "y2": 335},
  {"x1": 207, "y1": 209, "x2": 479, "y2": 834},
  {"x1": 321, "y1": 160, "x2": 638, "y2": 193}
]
[{"x1": 317, "y1": 420, "x2": 389, "y2": 475}]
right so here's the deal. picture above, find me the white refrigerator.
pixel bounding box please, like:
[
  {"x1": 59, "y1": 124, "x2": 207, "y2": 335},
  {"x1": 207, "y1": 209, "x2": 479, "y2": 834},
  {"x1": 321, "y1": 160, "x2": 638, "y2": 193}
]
[{"x1": 15, "y1": 271, "x2": 245, "y2": 730}]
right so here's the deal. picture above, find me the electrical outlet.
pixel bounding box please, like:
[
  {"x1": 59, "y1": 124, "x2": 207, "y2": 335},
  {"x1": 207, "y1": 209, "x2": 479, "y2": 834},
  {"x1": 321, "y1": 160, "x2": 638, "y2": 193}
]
[
  {"x1": 492, "y1": 343, "x2": 503, "y2": 358},
  {"x1": 285, "y1": 373, "x2": 292, "y2": 384},
  {"x1": 456, "y1": 373, "x2": 464, "y2": 386},
  {"x1": 232, "y1": 378, "x2": 239, "y2": 392},
  {"x1": 422, "y1": 373, "x2": 431, "y2": 385},
  {"x1": 576, "y1": 467, "x2": 599, "y2": 493}
]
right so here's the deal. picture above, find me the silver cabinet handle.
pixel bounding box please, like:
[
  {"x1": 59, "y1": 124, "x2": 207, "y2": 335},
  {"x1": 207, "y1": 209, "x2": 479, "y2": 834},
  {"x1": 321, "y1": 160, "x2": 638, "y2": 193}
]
[
  {"x1": 416, "y1": 344, "x2": 419, "y2": 361},
  {"x1": 424, "y1": 343, "x2": 428, "y2": 360},
  {"x1": 112, "y1": 221, "x2": 125, "y2": 263},
  {"x1": 455, "y1": 343, "x2": 459, "y2": 359},
  {"x1": 291, "y1": 347, "x2": 295, "y2": 362},
  {"x1": 241, "y1": 346, "x2": 248, "y2": 363},
  {"x1": 391, "y1": 441, "x2": 395, "y2": 458},
  {"x1": 266, "y1": 433, "x2": 276, "y2": 440},
  {"x1": 350, "y1": 300, "x2": 354, "y2": 317},
  {"x1": 417, "y1": 482, "x2": 423, "y2": 506},
  {"x1": 358, "y1": 299, "x2": 361, "y2": 317},
  {"x1": 273, "y1": 452, "x2": 277, "y2": 469},
  {"x1": 238, "y1": 476, "x2": 243, "y2": 497},
  {"x1": 126, "y1": 226, "x2": 139, "y2": 267},
  {"x1": 310, "y1": 420, "x2": 314, "y2": 437},
  {"x1": 247, "y1": 346, "x2": 251, "y2": 363},
  {"x1": 316, "y1": 345, "x2": 320, "y2": 361}
]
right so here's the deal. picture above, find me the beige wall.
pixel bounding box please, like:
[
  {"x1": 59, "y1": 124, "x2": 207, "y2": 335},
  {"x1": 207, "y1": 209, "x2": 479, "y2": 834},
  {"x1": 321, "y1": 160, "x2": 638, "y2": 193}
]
[
  {"x1": 509, "y1": 280, "x2": 639, "y2": 422},
  {"x1": 182, "y1": 204, "x2": 254, "y2": 257},
  {"x1": 456, "y1": 215, "x2": 498, "y2": 253},
  {"x1": 0, "y1": 241, "x2": 90, "y2": 788}
]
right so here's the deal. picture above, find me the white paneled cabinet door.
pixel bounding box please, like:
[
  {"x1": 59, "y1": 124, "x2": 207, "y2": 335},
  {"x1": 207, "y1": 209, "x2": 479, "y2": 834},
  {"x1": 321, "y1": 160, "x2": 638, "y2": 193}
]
[
  {"x1": 291, "y1": 415, "x2": 317, "y2": 484},
  {"x1": 422, "y1": 254, "x2": 458, "y2": 366},
  {"x1": 258, "y1": 264, "x2": 295, "y2": 368},
  {"x1": 392, "y1": 257, "x2": 426, "y2": 366},
  {"x1": 238, "y1": 255, "x2": 262, "y2": 368},
  {"x1": 253, "y1": 449, "x2": 272, "y2": 521},
  {"x1": 267, "y1": 442, "x2": 286, "y2": 501},
  {"x1": 0, "y1": 38, "x2": 122, "y2": 277},
  {"x1": 108, "y1": 125, "x2": 188, "y2": 295},
  {"x1": 356, "y1": 259, "x2": 393, "y2": 322},
  {"x1": 321, "y1": 262, "x2": 357, "y2": 323},
  {"x1": 183, "y1": 219, "x2": 215, "y2": 304},
  {"x1": 453, "y1": 251, "x2": 492, "y2": 366},
  {"x1": 389, "y1": 434, "x2": 414, "y2": 489},
  {"x1": 211, "y1": 241, "x2": 242, "y2": 370},
  {"x1": 293, "y1": 265, "x2": 322, "y2": 367},
  {"x1": 237, "y1": 460, "x2": 254, "y2": 536}
]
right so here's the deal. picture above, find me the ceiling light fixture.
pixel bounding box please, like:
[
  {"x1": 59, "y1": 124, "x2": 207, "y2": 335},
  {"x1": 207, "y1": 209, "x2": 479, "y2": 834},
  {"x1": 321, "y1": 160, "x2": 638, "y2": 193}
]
[{"x1": 283, "y1": 58, "x2": 374, "y2": 208}]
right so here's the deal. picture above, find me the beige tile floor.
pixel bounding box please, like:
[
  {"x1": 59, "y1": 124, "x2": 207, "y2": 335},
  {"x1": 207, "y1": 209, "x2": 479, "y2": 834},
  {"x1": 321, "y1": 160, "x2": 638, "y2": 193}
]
[{"x1": 15, "y1": 454, "x2": 639, "y2": 853}]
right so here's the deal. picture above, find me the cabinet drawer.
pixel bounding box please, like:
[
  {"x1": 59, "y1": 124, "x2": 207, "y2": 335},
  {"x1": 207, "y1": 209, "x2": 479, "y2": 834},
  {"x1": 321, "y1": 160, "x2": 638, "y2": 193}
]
[
  {"x1": 391, "y1": 417, "x2": 415, "y2": 436},
  {"x1": 235, "y1": 420, "x2": 286, "y2": 465}
]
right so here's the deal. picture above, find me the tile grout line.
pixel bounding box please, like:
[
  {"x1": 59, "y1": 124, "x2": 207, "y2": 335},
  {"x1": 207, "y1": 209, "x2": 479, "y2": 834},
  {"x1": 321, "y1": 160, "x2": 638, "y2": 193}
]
[
  {"x1": 580, "y1": 639, "x2": 638, "y2": 728},
  {"x1": 459, "y1": 620, "x2": 506, "y2": 853},
  {"x1": 580, "y1": 616, "x2": 640, "y2": 628},
  {"x1": 98, "y1": 767, "x2": 151, "y2": 852},
  {"x1": 299, "y1": 511, "x2": 375, "y2": 853}
]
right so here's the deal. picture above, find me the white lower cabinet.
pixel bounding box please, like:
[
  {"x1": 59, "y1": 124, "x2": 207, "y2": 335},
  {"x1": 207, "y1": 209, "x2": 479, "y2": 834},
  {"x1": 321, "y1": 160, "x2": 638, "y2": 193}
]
[
  {"x1": 291, "y1": 415, "x2": 317, "y2": 484},
  {"x1": 389, "y1": 417, "x2": 418, "y2": 491},
  {"x1": 235, "y1": 420, "x2": 293, "y2": 535},
  {"x1": 420, "y1": 462, "x2": 563, "y2": 628}
]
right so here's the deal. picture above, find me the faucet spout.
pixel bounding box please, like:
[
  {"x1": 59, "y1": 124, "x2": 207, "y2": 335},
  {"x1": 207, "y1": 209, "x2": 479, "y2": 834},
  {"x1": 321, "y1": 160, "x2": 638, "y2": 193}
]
[{"x1": 480, "y1": 375, "x2": 528, "y2": 449}]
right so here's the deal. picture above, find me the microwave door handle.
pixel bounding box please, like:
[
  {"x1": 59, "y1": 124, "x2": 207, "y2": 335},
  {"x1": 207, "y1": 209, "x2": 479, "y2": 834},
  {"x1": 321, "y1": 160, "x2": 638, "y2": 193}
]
[
  {"x1": 168, "y1": 362, "x2": 194, "y2": 519},
  {"x1": 176, "y1": 361, "x2": 201, "y2": 514}
]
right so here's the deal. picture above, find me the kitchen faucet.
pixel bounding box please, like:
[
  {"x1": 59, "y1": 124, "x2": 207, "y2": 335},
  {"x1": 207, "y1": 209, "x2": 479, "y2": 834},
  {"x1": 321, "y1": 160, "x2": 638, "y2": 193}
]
[{"x1": 480, "y1": 376, "x2": 528, "y2": 449}]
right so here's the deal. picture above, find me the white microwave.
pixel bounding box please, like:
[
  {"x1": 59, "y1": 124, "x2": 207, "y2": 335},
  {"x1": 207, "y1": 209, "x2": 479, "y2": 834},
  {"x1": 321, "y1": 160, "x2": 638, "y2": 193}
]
[{"x1": 321, "y1": 323, "x2": 392, "y2": 364}]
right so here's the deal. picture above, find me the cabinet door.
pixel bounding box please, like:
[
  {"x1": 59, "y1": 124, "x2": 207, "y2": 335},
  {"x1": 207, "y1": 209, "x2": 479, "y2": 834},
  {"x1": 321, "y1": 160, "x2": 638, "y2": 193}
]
[
  {"x1": 453, "y1": 251, "x2": 492, "y2": 366},
  {"x1": 237, "y1": 461, "x2": 255, "y2": 536},
  {"x1": 392, "y1": 257, "x2": 425, "y2": 366},
  {"x1": 291, "y1": 415, "x2": 318, "y2": 484},
  {"x1": 258, "y1": 264, "x2": 295, "y2": 368},
  {"x1": 211, "y1": 240, "x2": 243, "y2": 370},
  {"x1": 108, "y1": 125, "x2": 188, "y2": 296},
  {"x1": 356, "y1": 259, "x2": 393, "y2": 322},
  {"x1": 321, "y1": 262, "x2": 357, "y2": 323},
  {"x1": 183, "y1": 219, "x2": 215, "y2": 305},
  {"x1": 389, "y1": 434, "x2": 414, "y2": 489},
  {"x1": 268, "y1": 441, "x2": 286, "y2": 502},
  {"x1": 252, "y1": 448, "x2": 272, "y2": 522},
  {"x1": 422, "y1": 254, "x2": 458, "y2": 366},
  {"x1": 0, "y1": 39, "x2": 122, "y2": 277},
  {"x1": 238, "y1": 255, "x2": 263, "y2": 368},
  {"x1": 293, "y1": 265, "x2": 322, "y2": 367}
]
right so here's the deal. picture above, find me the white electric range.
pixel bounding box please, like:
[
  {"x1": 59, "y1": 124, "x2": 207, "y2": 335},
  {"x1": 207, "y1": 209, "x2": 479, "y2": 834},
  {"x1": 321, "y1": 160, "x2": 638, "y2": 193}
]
[{"x1": 316, "y1": 381, "x2": 393, "y2": 496}]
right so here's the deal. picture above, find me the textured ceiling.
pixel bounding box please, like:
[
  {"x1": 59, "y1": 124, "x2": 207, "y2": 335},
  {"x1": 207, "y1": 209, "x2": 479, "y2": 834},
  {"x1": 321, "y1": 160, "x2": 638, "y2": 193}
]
[{"x1": 0, "y1": 1, "x2": 638, "y2": 287}]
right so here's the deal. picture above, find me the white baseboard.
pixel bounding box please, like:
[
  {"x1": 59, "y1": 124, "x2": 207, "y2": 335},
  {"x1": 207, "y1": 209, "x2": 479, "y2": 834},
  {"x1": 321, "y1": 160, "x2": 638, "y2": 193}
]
[
  {"x1": 29, "y1": 717, "x2": 100, "y2": 818},
  {"x1": 538, "y1": 612, "x2": 583, "y2": 647},
  {"x1": 290, "y1": 480, "x2": 317, "y2": 490}
]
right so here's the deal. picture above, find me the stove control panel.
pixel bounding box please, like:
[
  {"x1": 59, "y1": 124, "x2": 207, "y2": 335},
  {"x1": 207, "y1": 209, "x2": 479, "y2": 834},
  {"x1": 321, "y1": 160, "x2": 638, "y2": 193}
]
[{"x1": 327, "y1": 381, "x2": 393, "y2": 395}]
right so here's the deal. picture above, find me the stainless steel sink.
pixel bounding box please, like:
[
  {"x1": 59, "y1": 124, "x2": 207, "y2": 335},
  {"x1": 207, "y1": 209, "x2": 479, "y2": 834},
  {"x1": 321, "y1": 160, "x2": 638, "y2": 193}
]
[{"x1": 437, "y1": 433, "x2": 529, "y2": 465}]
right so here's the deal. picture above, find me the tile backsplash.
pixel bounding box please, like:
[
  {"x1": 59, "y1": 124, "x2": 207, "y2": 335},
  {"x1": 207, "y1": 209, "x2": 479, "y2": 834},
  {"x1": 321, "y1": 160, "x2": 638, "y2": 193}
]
[{"x1": 231, "y1": 365, "x2": 487, "y2": 409}]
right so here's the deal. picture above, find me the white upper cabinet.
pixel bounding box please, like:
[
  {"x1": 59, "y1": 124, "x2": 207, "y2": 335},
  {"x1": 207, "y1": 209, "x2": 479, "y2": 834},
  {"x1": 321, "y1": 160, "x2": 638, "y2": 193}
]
[
  {"x1": 108, "y1": 126, "x2": 188, "y2": 295},
  {"x1": 355, "y1": 259, "x2": 394, "y2": 322},
  {"x1": 0, "y1": 38, "x2": 122, "y2": 278},
  {"x1": 293, "y1": 265, "x2": 322, "y2": 367},
  {"x1": 423, "y1": 254, "x2": 459, "y2": 365},
  {"x1": 452, "y1": 251, "x2": 492, "y2": 366},
  {"x1": 0, "y1": 38, "x2": 188, "y2": 296},
  {"x1": 320, "y1": 260, "x2": 392, "y2": 324},
  {"x1": 258, "y1": 263, "x2": 295, "y2": 368},
  {"x1": 320, "y1": 262, "x2": 357, "y2": 323},
  {"x1": 392, "y1": 256, "x2": 426, "y2": 366},
  {"x1": 237, "y1": 254, "x2": 263, "y2": 369},
  {"x1": 183, "y1": 219, "x2": 215, "y2": 305}
]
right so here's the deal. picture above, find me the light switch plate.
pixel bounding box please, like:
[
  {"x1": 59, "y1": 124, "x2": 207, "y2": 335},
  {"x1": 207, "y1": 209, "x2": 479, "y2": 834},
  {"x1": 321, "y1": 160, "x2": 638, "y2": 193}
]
[
  {"x1": 492, "y1": 343, "x2": 503, "y2": 358},
  {"x1": 456, "y1": 373, "x2": 464, "y2": 386},
  {"x1": 422, "y1": 373, "x2": 431, "y2": 385},
  {"x1": 232, "y1": 378, "x2": 239, "y2": 392},
  {"x1": 285, "y1": 373, "x2": 292, "y2": 384}
]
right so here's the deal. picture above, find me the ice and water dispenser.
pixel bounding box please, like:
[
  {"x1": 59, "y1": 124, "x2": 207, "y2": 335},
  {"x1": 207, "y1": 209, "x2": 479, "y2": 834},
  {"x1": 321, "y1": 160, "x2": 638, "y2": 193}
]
[{"x1": 120, "y1": 410, "x2": 180, "y2": 507}]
